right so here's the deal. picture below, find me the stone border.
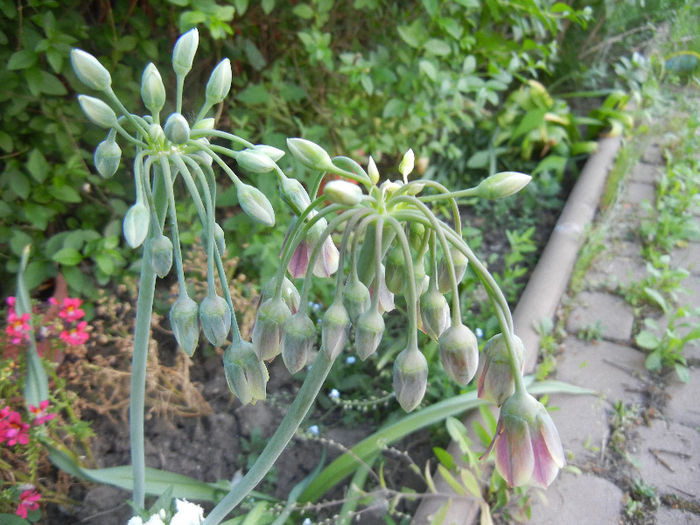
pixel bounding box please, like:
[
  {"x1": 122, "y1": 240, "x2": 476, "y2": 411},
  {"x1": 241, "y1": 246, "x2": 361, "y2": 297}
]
[{"x1": 412, "y1": 135, "x2": 624, "y2": 524}]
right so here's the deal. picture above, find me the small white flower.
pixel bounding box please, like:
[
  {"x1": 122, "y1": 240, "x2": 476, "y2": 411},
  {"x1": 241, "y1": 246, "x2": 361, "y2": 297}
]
[
  {"x1": 127, "y1": 517, "x2": 144, "y2": 525},
  {"x1": 475, "y1": 327, "x2": 484, "y2": 338},
  {"x1": 170, "y1": 499, "x2": 205, "y2": 525},
  {"x1": 329, "y1": 388, "x2": 340, "y2": 400},
  {"x1": 302, "y1": 519, "x2": 312, "y2": 525},
  {"x1": 144, "y1": 515, "x2": 165, "y2": 525},
  {"x1": 308, "y1": 425, "x2": 319, "y2": 436},
  {"x1": 345, "y1": 356, "x2": 356, "y2": 365}
]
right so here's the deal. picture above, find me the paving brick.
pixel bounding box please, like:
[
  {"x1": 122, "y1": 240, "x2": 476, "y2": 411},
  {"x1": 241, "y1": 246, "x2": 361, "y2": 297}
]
[
  {"x1": 663, "y1": 368, "x2": 700, "y2": 429},
  {"x1": 588, "y1": 255, "x2": 647, "y2": 289},
  {"x1": 672, "y1": 242, "x2": 700, "y2": 275},
  {"x1": 656, "y1": 507, "x2": 699, "y2": 525},
  {"x1": 632, "y1": 419, "x2": 700, "y2": 499},
  {"x1": 526, "y1": 472, "x2": 623, "y2": 525},
  {"x1": 548, "y1": 393, "x2": 609, "y2": 466},
  {"x1": 621, "y1": 181, "x2": 656, "y2": 205},
  {"x1": 632, "y1": 162, "x2": 663, "y2": 184},
  {"x1": 556, "y1": 337, "x2": 646, "y2": 405},
  {"x1": 566, "y1": 291, "x2": 635, "y2": 342},
  {"x1": 641, "y1": 144, "x2": 664, "y2": 165}
]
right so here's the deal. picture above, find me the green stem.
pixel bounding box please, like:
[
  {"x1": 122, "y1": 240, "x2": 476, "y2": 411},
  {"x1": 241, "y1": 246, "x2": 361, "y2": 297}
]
[
  {"x1": 202, "y1": 351, "x2": 336, "y2": 524},
  {"x1": 189, "y1": 128, "x2": 255, "y2": 149},
  {"x1": 385, "y1": 216, "x2": 419, "y2": 344}
]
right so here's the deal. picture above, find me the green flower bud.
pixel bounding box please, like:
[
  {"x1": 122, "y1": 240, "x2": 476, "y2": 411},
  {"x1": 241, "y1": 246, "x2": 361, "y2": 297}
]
[
  {"x1": 286, "y1": 138, "x2": 334, "y2": 171},
  {"x1": 385, "y1": 245, "x2": 407, "y2": 295},
  {"x1": 237, "y1": 183, "x2": 275, "y2": 227},
  {"x1": 343, "y1": 275, "x2": 371, "y2": 324},
  {"x1": 193, "y1": 138, "x2": 213, "y2": 166},
  {"x1": 322, "y1": 300, "x2": 349, "y2": 360},
  {"x1": 193, "y1": 117, "x2": 215, "y2": 130},
  {"x1": 214, "y1": 222, "x2": 226, "y2": 255},
  {"x1": 255, "y1": 144, "x2": 285, "y2": 162},
  {"x1": 367, "y1": 156, "x2": 380, "y2": 185},
  {"x1": 355, "y1": 307, "x2": 384, "y2": 360},
  {"x1": 223, "y1": 340, "x2": 268, "y2": 405},
  {"x1": 70, "y1": 49, "x2": 112, "y2": 91},
  {"x1": 261, "y1": 276, "x2": 301, "y2": 314},
  {"x1": 236, "y1": 149, "x2": 276, "y2": 174},
  {"x1": 123, "y1": 202, "x2": 150, "y2": 248},
  {"x1": 439, "y1": 322, "x2": 478, "y2": 385},
  {"x1": 78, "y1": 95, "x2": 117, "y2": 129},
  {"x1": 409, "y1": 223, "x2": 426, "y2": 253},
  {"x1": 252, "y1": 297, "x2": 292, "y2": 360},
  {"x1": 148, "y1": 234, "x2": 173, "y2": 278},
  {"x1": 399, "y1": 148, "x2": 415, "y2": 179},
  {"x1": 169, "y1": 293, "x2": 200, "y2": 356},
  {"x1": 420, "y1": 282, "x2": 450, "y2": 340},
  {"x1": 172, "y1": 28, "x2": 199, "y2": 76},
  {"x1": 281, "y1": 312, "x2": 316, "y2": 374},
  {"x1": 199, "y1": 294, "x2": 231, "y2": 347},
  {"x1": 140, "y1": 63, "x2": 166, "y2": 115},
  {"x1": 279, "y1": 176, "x2": 311, "y2": 215},
  {"x1": 323, "y1": 180, "x2": 363, "y2": 206},
  {"x1": 164, "y1": 112, "x2": 190, "y2": 144},
  {"x1": 149, "y1": 123, "x2": 166, "y2": 144},
  {"x1": 438, "y1": 248, "x2": 468, "y2": 293},
  {"x1": 478, "y1": 333, "x2": 525, "y2": 406},
  {"x1": 94, "y1": 136, "x2": 121, "y2": 178},
  {"x1": 393, "y1": 346, "x2": 428, "y2": 412},
  {"x1": 476, "y1": 171, "x2": 531, "y2": 199},
  {"x1": 205, "y1": 58, "x2": 232, "y2": 105}
]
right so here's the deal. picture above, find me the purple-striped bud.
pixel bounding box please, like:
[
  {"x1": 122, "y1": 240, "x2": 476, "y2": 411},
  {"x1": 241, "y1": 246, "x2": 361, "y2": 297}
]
[
  {"x1": 343, "y1": 276, "x2": 371, "y2": 324},
  {"x1": 477, "y1": 333, "x2": 525, "y2": 406},
  {"x1": 223, "y1": 340, "x2": 268, "y2": 405},
  {"x1": 438, "y1": 248, "x2": 468, "y2": 293},
  {"x1": 199, "y1": 294, "x2": 231, "y2": 347},
  {"x1": 281, "y1": 312, "x2": 316, "y2": 374},
  {"x1": 169, "y1": 293, "x2": 200, "y2": 356},
  {"x1": 252, "y1": 297, "x2": 292, "y2": 360},
  {"x1": 354, "y1": 308, "x2": 384, "y2": 360},
  {"x1": 393, "y1": 346, "x2": 428, "y2": 412},
  {"x1": 385, "y1": 245, "x2": 406, "y2": 295},
  {"x1": 322, "y1": 300, "x2": 349, "y2": 360},
  {"x1": 439, "y1": 322, "x2": 478, "y2": 385},
  {"x1": 420, "y1": 283, "x2": 450, "y2": 340}
]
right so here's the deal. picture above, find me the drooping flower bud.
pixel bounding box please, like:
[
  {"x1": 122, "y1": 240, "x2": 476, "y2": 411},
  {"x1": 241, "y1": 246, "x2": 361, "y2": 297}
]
[
  {"x1": 308, "y1": 219, "x2": 339, "y2": 278},
  {"x1": 420, "y1": 282, "x2": 450, "y2": 340},
  {"x1": 193, "y1": 138, "x2": 213, "y2": 166},
  {"x1": 94, "y1": 136, "x2": 122, "y2": 178},
  {"x1": 205, "y1": 58, "x2": 232, "y2": 105},
  {"x1": 236, "y1": 149, "x2": 277, "y2": 174},
  {"x1": 70, "y1": 49, "x2": 112, "y2": 91},
  {"x1": 385, "y1": 245, "x2": 406, "y2": 295},
  {"x1": 148, "y1": 234, "x2": 173, "y2": 278},
  {"x1": 169, "y1": 293, "x2": 200, "y2": 356},
  {"x1": 199, "y1": 294, "x2": 231, "y2": 347},
  {"x1": 172, "y1": 28, "x2": 199, "y2": 76},
  {"x1": 193, "y1": 117, "x2": 215, "y2": 130},
  {"x1": 393, "y1": 345, "x2": 428, "y2": 412},
  {"x1": 286, "y1": 138, "x2": 335, "y2": 171},
  {"x1": 323, "y1": 180, "x2": 363, "y2": 206},
  {"x1": 262, "y1": 276, "x2": 301, "y2": 315},
  {"x1": 376, "y1": 264, "x2": 396, "y2": 314},
  {"x1": 399, "y1": 148, "x2": 415, "y2": 179},
  {"x1": 476, "y1": 171, "x2": 531, "y2": 200},
  {"x1": 438, "y1": 322, "x2": 478, "y2": 385},
  {"x1": 223, "y1": 340, "x2": 268, "y2": 405},
  {"x1": 252, "y1": 297, "x2": 291, "y2": 360},
  {"x1": 254, "y1": 144, "x2": 285, "y2": 162},
  {"x1": 279, "y1": 176, "x2": 311, "y2": 215},
  {"x1": 354, "y1": 307, "x2": 384, "y2": 360},
  {"x1": 78, "y1": 95, "x2": 117, "y2": 129},
  {"x1": 148, "y1": 123, "x2": 166, "y2": 144},
  {"x1": 123, "y1": 202, "x2": 150, "y2": 248},
  {"x1": 437, "y1": 247, "x2": 468, "y2": 293},
  {"x1": 409, "y1": 223, "x2": 426, "y2": 253},
  {"x1": 343, "y1": 275, "x2": 371, "y2": 324},
  {"x1": 237, "y1": 183, "x2": 275, "y2": 227},
  {"x1": 140, "y1": 63, "x2": 166, "y2": 115},
  {"x1": 477, "y1": 333, "x2": 525, "y2": 406},
  {"x1": 164, "y1": 113, "x2": 190, "y2": 144},
  {"x1": 213, "y1": 222, "x2": 226, "y2": 255},
  {"x1": 321, "y1": 300, "x2": 349, "y2": 360},
  {"x1": 367, "y1": 156, "x2": 380, "y2": 185},
  {"x1": 281, "y1": 312, "x2": 316, "y2": 374}
]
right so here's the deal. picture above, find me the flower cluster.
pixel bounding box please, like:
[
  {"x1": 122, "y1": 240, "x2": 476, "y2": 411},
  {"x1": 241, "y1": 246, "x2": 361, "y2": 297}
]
[
  {"x1": 49, "y1": 297, "x2": 89, "y2": 346},
  {"x1": 128, "y1": 499, "x2": 205, "y2": 525},
  {"x1": 5, "y1": 297, "x2": 31, "y2": 345},
  {"x1": 0, "y1": 400, "x2": 56, "y2": 446},
  {"x1": 16, "y1": 486, "x2": 41, "y2": 519}
]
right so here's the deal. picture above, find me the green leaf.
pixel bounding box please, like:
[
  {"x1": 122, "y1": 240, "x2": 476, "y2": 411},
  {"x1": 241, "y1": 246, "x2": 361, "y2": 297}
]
[
  {"x1": 26, "y1": 148, "x2": 50, "y2": 183},
  {"x1": 7, "y1": 49, "x2": 37, "y2": 70},
  {"x1": 466, "y1": 150, "x2": 490, "y2": 169},
  {"x1": 675, "y1": 364, "x2": 690, "y2": 383},
  {"x1": 95, "y1": 252, "x2": 116, "y2": 275},
  {"x1": 293, "y1": 4, "x2": 314, "y2": 19},
  {"x1": 432, "y1": 446, "x2": 455, "y2": 470},
  {"x1": 23, "y1": 261, "x2": 56, "y2": 290},
  {"x1": 236, "y1": 84, "x2": 270, "y2": 105},
  {"x1": 22, "y1": 203, "x2": 55, "y2": 230},
  {"x1": 397, "y1": 22, "x2": 424, "y2": 48},
  {"x1": 49, "y1": 184, "x2": 82, "y2": 203},
  {"x1": 512, "y1": 109, "x2": 547, "y2": 140},
  {"x1": 262, "y1": 0, "x2": 275, "y2": 14},
  {"x1": 644, "y1": 287, "x2": 669, "y2": 313},
  {"x1": 437, "y1": 465, "x2": 467, "y2": 495},
  {"x1": 423, "y1": 38, "x2": 451, "y2": 56},
  {"x1": 234, "y1": 0, "x2": 249, "y2": 15},
  {"x1": 243, "y1": 38, "x2": 266, "y2": 71},
  {"x1": 635, "y1": 330, "x2": 659, "y2": 350},
  {"x1": 9, "y1": 170, "x2": 30, "y2": 199},
  {"x1": 116, "y1": 35, "x2": 138, "y2": 52},
  {"x1": 446, "y1": 417, "x2": 471, "y2": 455},
  {"x1": 421, "y1": 0, "x2": 438, "y2": 16},
  {"x1": 0, "y1": 513, "x2": 28, "y2": 524},
  {"x1": 0, "y1": 130, "x2": 13, "y2": 152},
  {"x1": 52, "y1": 247, "x2": 83, "y2": 266},
  {"x1": 419, "y1": 59, "x2": 438, "y2": 81},
  {"x1": 645, "y1": 352, "x2": 662, "y2": 371},
  {"x1": 38, "y1": 71, "x2": 67, "y2": 95},
  {"x1": 459, "y1": 468, "x2": 482, "y2": 498},
  {"x1": 383, "y1": 98, "x2": 406, "y2": 118},
  {"x1": 62, "y1": 266, "x2": 97, "y2": 298}
]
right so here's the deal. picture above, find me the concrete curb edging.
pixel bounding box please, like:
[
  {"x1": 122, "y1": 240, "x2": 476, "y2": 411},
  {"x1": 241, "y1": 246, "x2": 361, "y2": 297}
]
[{"x1": 412, "y1": 134, "x2": 624, "y2": 525}]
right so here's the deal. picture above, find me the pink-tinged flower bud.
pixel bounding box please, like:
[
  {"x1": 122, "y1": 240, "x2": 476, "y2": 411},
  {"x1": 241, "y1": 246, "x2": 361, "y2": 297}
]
[
  {"x1": 254, "y1": 144, "x2": 285, "y2": 162},
  {"x1": 123, "y1": 202, "x2": 150, "y2": 248},
  {"x1": 199, "y1": 294, "x2": 231, "y2": 347},
  {"x1": 223, "y1": 340, "x2": 268, "y2": 405},
  {"x1": 307, "y1": 219, "x2": 339, "y2": 278},
  {"x1": 169, "y1": 293, "x2": 200, "y2": 356},
  {"x1": 252, "y1": 297, "x2": 291, "y2": 360},
  {"x1": 262, "y1": 276, "x2": 301, "y2": 315},
  {"x1": 385, "y1": 245, "x2": 407, "y2": 295},
  {"x1": 164, "y1": 112, "x2": 190, "y2": 144},
  {"x1": 71, "y1": 49, "x2": 112, "y2": 91},
  {"x1": 172, "y1": 28, "x2": 199, "y2": 76},
  {"x1": 437, "y1": 248, "x2": 468, "y2": 293},
  {"x1": 281, "y1": 312, "x2": 316, "y2": 374},
  {"x1": 376, "y1": 264, "x2": 395, "y2": 314},
  {"x1": 286, "y1": 138, "x2": 335, "y2": 171},
  {"x1": 487, "y1": 390, "x2": 565, "y2": 488},
  {"x1": 148, "y1": 234, "x2": 173, "y2": 278},
  {"x1": 343, "y1": 276, "x2": 371, "y2": 324},
  {"x1": 78, "y1": 95, "x2": 117, "y2": 129},
  {"x1": 236, "y1": 148, "x2": 277, "y2": 174},
  {"x1": 140, "y1": 63, "x2": 166, "y2": 115},
  {"x1": 280, "y1": 177, "x2": 311, "y2": 216},
  {"x1": 393, "y1": 346, "x2": 428, "y2": 412},
  {"x1": 322, "y1": 300, "x2": 349, "y2": 360},
  {"x1": 94, "y1": 136, "x2": 121, "y2": 178},
  {"x1": 205, "y1": 58, "x2": 232, "y2": 105},
  {"x1": 323, "y1": 180, "x2": 363, "y2": 206},
  {"x1": 237, "y1": 183, "x2": 275, "y2": 227},
  {"x1": 354, "y1": 307, "x2": 384, "y2": 360},
  {"x1": 439, "y1": 322, "x2": 478, "y2": 385},
  {"x1": 420, "y1": 282, "x2": 450, "y2": 340},
  {"x1": 478, "y1": 333, "x2": 525, "y2": 406},
  {"x1": 476, "y1": 171, "x2": 531, "y2": 200}
]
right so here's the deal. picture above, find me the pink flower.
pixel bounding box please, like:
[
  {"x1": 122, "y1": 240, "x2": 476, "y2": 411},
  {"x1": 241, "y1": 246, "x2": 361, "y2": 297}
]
[
  {"x1": 0, "y1": 409, "x2": 31, "y2": 446},
  {"x1": 59, "y1": 321, "x2": 89, "y2": 346},
  {"x1": 6, "y1": 310, "x2": 31, "y2": 344},
  {"x1": 28, "y1": 400, "x2": 56, "y2": 426},
  {"x1": 16, "y1": 487, "x2": 41, "y2": 518},
  {"x1": 485, "y1": 391, "x2": 565, "y2": 488},
  {"x1": 6, "y1": 296, "x2": 16, "y2": 310},
  {"x1": 52, "y1": 297, "x2": 85, "y2": 322}
]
